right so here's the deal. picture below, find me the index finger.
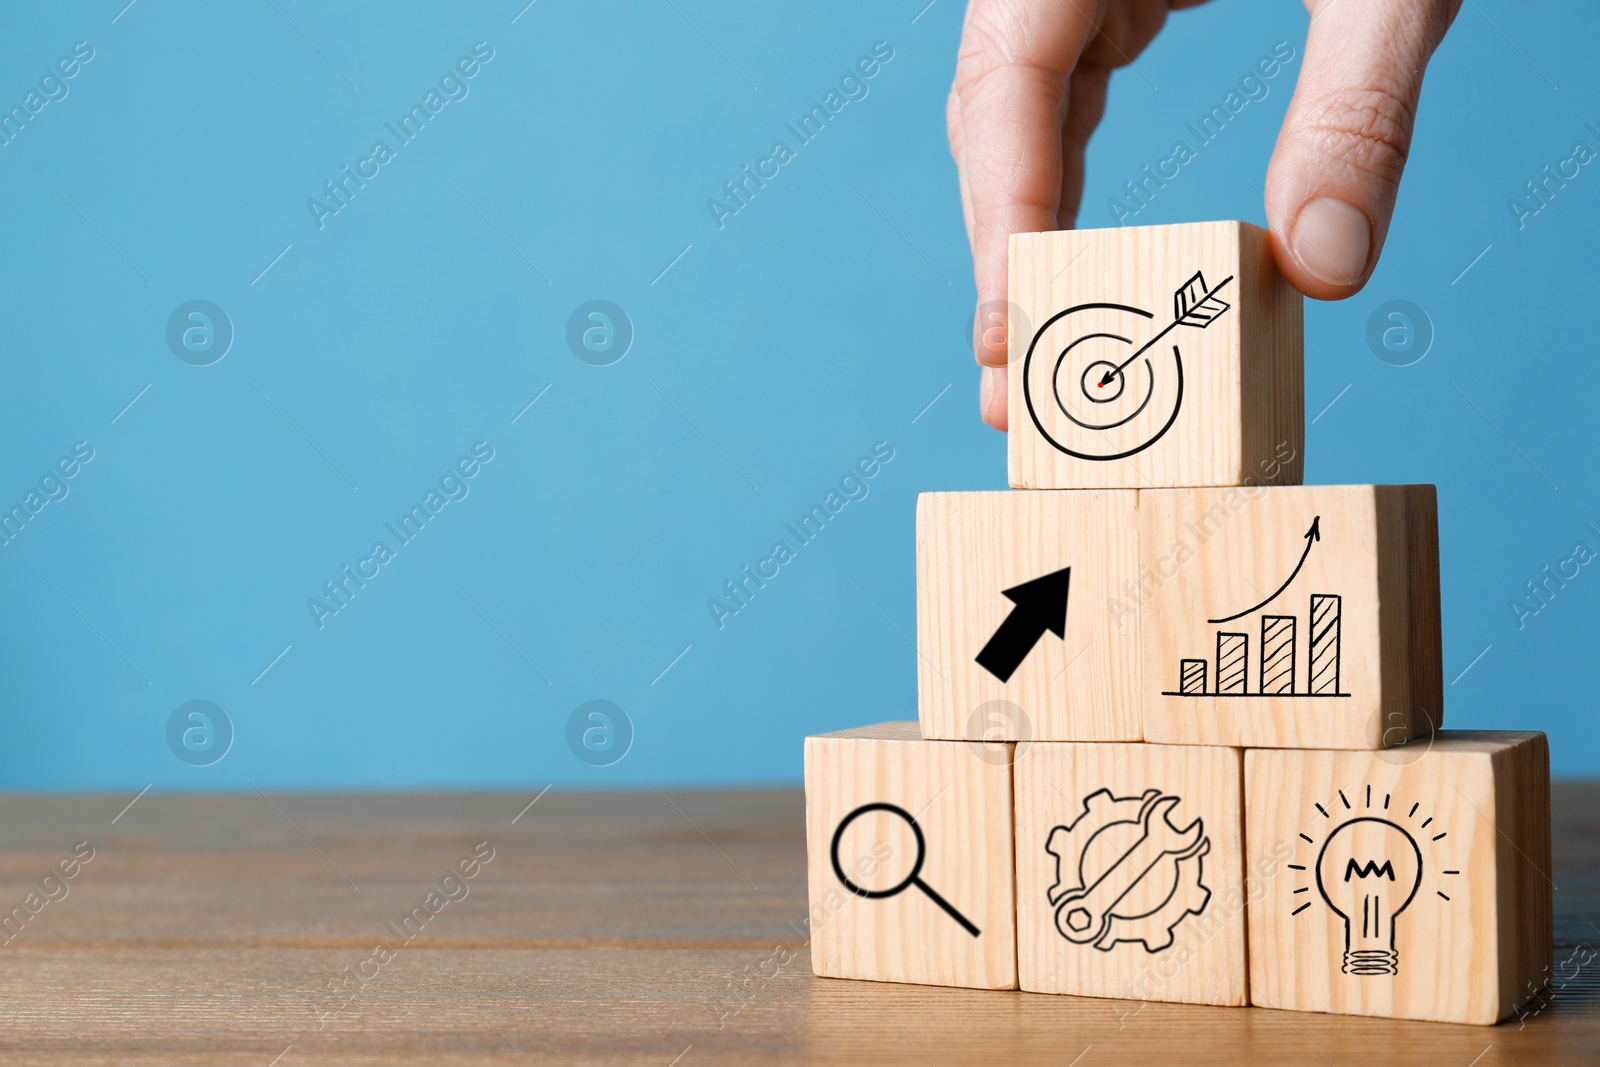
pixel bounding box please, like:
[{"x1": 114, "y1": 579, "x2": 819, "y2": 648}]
[{"x1": 951, "y1": 0, "x2": 1099, "y2": 368}]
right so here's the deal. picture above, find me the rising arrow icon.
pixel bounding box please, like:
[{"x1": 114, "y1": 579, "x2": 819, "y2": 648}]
[
  {"x1": 1207, "y1": 516, "x2": 1321, "y2": 624},
  {"x1": 975, "y1": 567, "x2": 1072, "y2": 682}
]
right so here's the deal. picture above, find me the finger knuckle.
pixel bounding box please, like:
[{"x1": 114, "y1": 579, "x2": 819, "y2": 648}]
[
  {"x1": 951, "y1": 7, "x2": 1068, "y2": 102},
  {"x1": 953, "y1": 9, "x2": 1017, "y2": 92},
  {"x1": 1297, "y1": 86, "x2": 1416, "y2": 190}
]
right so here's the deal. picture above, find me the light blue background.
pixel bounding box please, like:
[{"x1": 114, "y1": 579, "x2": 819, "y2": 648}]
[{"x1": 0, "y1": 0, "x2": 1594, "y2": 791}]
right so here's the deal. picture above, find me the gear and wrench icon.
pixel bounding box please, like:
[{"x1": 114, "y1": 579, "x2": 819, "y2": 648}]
[{"x1": 1045, "y1": 788, "x2": 1212, "y2": 953}]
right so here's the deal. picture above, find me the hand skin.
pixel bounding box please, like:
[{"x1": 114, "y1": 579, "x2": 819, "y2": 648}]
[{"x1": 949, "y1": 0, "x2": 1463, "y2": 430}]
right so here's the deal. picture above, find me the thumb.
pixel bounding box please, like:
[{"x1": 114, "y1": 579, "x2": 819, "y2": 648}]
[{"x1": 1265, "y1": 0, "x2": 1461, "y2": 299}]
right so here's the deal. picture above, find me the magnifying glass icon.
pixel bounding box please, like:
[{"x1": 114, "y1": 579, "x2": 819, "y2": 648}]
[{"x1": 830, "y1": 802, "x2": 981, "y2": 938}]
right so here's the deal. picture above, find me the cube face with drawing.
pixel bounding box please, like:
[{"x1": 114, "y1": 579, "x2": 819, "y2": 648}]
[
  {"x1": 1139, "y1": 484, "x2": 1442, "y2": 750},
  {"x1": 1007, "y1": 221, "x2": 1303, "y2": 490},
  {"x1": 803, "y1": 722, "x2": 1017, "y2": 989},
  {"x1": 1245, "y1": 733, "x2": 1552, "y2": 1024},
  {"x1": 916, "y1": 490, "x2": 1143, "y2": 743},
  {"x1": 1013, "y1": 741, "x2": 1248, "y2": 1006}
]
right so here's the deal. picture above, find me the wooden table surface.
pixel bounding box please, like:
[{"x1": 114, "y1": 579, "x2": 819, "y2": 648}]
[{"x1": 0, "y1": 784, "x2": 1594, "y2": 1066}]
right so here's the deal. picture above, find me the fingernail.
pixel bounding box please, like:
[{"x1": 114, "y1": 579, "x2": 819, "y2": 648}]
[{"x1": 1291, "y1": 198, "x2": 1371, "y2": 287}]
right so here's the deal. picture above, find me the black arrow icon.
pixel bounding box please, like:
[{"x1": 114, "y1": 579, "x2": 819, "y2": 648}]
[{"x1": 975, "y1": 567, "x2": 1071, "y2": 682}]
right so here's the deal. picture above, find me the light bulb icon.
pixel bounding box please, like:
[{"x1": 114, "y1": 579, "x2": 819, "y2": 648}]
[{"x1": 1315, "y1": 816, "x2": 1422, "y2": 976}]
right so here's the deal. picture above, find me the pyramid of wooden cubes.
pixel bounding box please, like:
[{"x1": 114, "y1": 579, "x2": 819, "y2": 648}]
[{"x1": 803, "y1": 221, "x2": 1552, "y2": 1025}]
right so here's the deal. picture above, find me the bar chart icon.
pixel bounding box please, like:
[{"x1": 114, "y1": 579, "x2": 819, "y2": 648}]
[
  {"x1": 1163, "y1": 594, "x2": 1347, "y2": 699},
  {"x1": 1160, "y1": 514, "x2": 1349, "y2": 699}
]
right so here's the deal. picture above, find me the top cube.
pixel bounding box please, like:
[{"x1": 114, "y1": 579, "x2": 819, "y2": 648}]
[{"x1": 1007, "y1": 221, "x2": 1303, "y2": 490}]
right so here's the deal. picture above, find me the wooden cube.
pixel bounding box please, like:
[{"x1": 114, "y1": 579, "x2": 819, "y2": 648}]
[
  {"x1": 1245, "y1": 733, "x2": 1552, "y2": 1024},
  {"x1": 1013, "y1": 741, "x2": 1247, "y2": 1005},
  {"x1": 1140, "y1": 484, "x2": 1441, "y2": 749},
  {"x1": 803, "y1": 721, "x2": 1016, "y2": 988},
  {"x1": 1008, "y1": 220, "x2": 1303, "y2": 490},
  {"x1": 916, "y1": 490, "x2": 1142, "y2": 742}
]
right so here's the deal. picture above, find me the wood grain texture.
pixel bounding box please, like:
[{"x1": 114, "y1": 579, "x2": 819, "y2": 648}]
[
  {"x1": 1497, "y1": 732, "x2": 1556, "y2": 1023},
  {"x1": 1007, "y1": 221, "x2": 1303, "y2": 490},
  {"x1": 1245, "y1": 733, "x2": 1552, "y2": 1024},
  {"x1": 916, "y1": 490, "x2": 1142, "y2": 741},
  {"x1": 1140, "y1": 484, "x2": 1441, "y2": 749},
  {"x1": 803, "y1": 722, "x2": 1016, "y2": 988},
  {"x1": 0, "y1": 783, "x2": 1590, "y2": 1064},
  {"x1": 1014, "y1": 743, "x2": 1247, "y2": 1005}
]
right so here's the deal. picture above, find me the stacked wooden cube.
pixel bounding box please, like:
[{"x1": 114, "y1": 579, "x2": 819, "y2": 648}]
[{"x1": 803, "y1": 222, "x2": 1552, "y2": 1025}]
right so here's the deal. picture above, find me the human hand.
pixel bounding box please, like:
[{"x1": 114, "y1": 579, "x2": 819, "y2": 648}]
[{"x1": 949, "y1": 0, "x2": 1462, "y2": 430}]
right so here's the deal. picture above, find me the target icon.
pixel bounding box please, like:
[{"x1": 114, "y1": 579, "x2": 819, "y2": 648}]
[{"x1": 1021, "y1": 271, "x2": 1234, "y2": 462}]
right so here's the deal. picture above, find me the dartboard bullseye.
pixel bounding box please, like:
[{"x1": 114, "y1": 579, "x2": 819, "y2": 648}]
[{"x1": 1021, "y1": 271, "x2": 1234, "y2": 463}]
